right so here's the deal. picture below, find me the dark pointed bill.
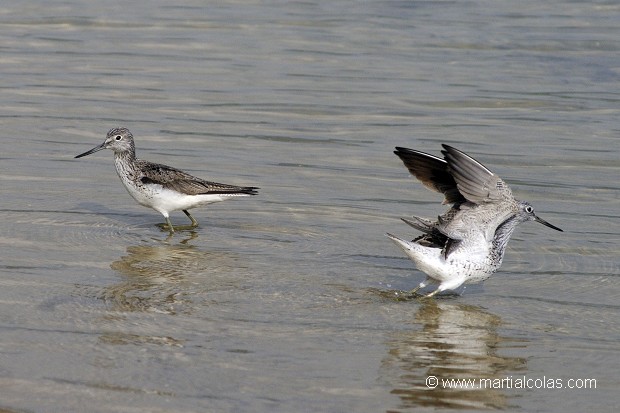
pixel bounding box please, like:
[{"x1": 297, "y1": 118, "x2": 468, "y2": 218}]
[
  {"x1": 535, "y1": 215, "x2": 563, "y2": 232},
  {"x1": 75, "y1": 142, "x2": 106, "y2": 158}
]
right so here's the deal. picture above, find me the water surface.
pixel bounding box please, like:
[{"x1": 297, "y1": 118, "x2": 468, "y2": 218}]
[{"x1": 1, "y1": 1, "x2": 619, "y2": 412}]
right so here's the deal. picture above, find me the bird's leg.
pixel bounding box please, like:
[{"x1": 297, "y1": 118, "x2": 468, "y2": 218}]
[
  {"x1": 155, "y1": 211, "x2": 176, "y2": 233},
  {"x1": 165, "y1": 217, "x2": 175, "y2": 233},
  {"x1": 158, "y1": 212, "x2": 198, "y2": 233},
  {"x1": 162, "y1": 211, "x2": 198, "y2": 232},
  {"x1": 423, "y1": 288, "x2": 441, "y2": 299},
  {"x1": 183, "y1": 210, "x2": 199, "y2": 227},
  {"x1": 409, "y1": 285, "x2": 423, "y2": 294},
  {"x1": 407, "y1": 280, "x2": 427, "y2": 297}
]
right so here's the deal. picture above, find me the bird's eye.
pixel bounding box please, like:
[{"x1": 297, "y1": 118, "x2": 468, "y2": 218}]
[
  {"x1": 115, "y1": 135, "x2": 122, "y2": 141},
  {"x1": 525, "y1": 205, "x2": 534, "y2": 213}
]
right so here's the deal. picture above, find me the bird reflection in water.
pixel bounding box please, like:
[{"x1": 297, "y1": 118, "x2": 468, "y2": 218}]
[
  {"x1": 102, "y1": 233, "x2": 245, "y2": 314},
  {"x1": 380, "y1": 300, "x2": 526, "y2": 410}
]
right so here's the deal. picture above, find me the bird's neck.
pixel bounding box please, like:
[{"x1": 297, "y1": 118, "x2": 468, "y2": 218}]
[
  {"x1": 113, "y1": 150, "x2": 138, "y2": 179},
  {"x1": 491, "y1": 215, "x2": 522, "y2": 262},
  {"x1": 113, "y1": 148, "x2": 137, "y2": 164}
]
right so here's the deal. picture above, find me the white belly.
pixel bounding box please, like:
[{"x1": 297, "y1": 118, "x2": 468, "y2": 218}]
[{"x1": 119, "y1": 176, "x2": 242, "y2": 215}]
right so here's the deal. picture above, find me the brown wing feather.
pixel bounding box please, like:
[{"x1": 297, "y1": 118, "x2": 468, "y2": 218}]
[
  {"x1": 137, "y1": 160, "x2": 258, "y2": 196},
  {"x1": 394, "y1": 147, "x2": 465, "y2": 205}
]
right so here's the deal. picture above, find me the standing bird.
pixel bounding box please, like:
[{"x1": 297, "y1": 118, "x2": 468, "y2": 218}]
[
  {"x1": 387, "y1": 144, "x2": 562, "y2": 297},
  {"x1": 75, "y1": 127, "x2": 258, "y2": 233}
]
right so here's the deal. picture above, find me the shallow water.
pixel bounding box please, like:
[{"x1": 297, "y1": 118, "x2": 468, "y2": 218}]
[{"x1": 1, "y1": 1, "x2": 619, "y2": 412}]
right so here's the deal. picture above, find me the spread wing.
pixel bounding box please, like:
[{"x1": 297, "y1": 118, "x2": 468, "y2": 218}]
[
  {"x1": 394, "y1": 147, "x2": 465, "y2": 205},
  {"x1": 441, "y1": 144, "x2": 511, "y2": 204},
  {"x1": 137, "y1": 161, "x2": 258, "y2": 196}
]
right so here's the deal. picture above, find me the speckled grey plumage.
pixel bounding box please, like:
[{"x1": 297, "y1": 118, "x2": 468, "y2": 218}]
[
  {"x1": 388, "y1": 144, "x2": 562, "y2": 297},
  {"x1": 75, "y1": 127, "x2": 258, "y2": 232}
]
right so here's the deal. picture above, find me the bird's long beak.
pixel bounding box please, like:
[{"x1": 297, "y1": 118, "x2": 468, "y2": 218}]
[
  {"x1": 75, "y1": 142, "x2": 106, "y2": 158},
  {"x1": 535, "y1": 215, "x2": 563, "y2": 232}
]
